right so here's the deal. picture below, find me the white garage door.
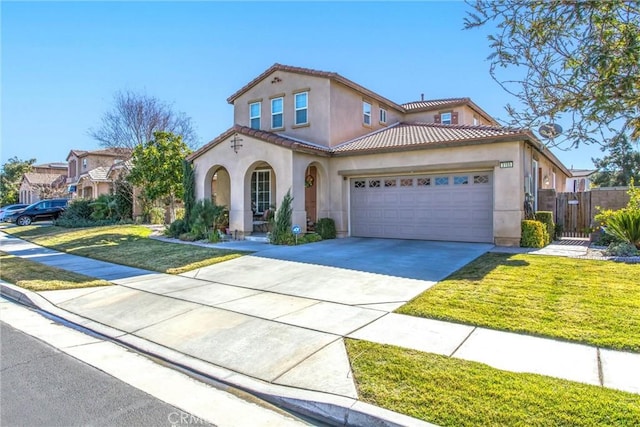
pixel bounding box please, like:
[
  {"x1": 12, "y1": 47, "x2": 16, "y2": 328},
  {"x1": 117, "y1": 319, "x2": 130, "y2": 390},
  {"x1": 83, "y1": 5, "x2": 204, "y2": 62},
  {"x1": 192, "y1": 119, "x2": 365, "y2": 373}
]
[{"x1": 350, "y1": 172, "x2": 493, "y2": 243}]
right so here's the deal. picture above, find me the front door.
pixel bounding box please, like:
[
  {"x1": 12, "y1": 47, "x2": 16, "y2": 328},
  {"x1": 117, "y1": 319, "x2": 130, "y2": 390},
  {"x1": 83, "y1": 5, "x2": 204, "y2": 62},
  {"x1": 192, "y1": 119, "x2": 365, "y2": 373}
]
[{"x1": 304, "y1": 166, "x2": 317, "y2": 225}]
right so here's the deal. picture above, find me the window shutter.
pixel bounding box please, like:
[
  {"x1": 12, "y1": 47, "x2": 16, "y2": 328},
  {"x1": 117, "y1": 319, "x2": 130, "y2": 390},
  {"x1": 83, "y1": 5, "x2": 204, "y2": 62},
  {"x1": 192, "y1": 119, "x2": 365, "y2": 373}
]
[
  {"x1": 452, "y1": 112, "x2": 459, "y2": 124},
  {"x1": 434, "y1": 114, "x2": 441, "y2": 124}
]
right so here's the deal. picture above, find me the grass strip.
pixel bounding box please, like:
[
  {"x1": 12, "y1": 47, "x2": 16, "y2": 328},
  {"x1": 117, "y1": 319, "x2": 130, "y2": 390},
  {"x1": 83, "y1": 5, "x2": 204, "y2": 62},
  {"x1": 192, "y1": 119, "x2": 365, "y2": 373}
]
[
  {"x1": 0, "y1": 252, "x2": 110, "y2": 291},
  {"x1": 3, "y1": 225, "x2": 247, "y2": 274},
  {"x1": 346, "y1": 339, "x2": 640, "y2": 427},
  {"x1": 397, "y1": 252, "x2": 640, "y2": 352}
]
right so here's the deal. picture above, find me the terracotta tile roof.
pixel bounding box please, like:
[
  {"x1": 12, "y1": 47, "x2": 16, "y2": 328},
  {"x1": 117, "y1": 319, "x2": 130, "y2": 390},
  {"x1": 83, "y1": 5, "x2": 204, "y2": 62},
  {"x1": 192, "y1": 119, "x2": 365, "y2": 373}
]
[
  {"x1": 23, "y1": 173, "x2": 64, "y2": 185},
  {"x1": 226, "y1": 63, "x2": 404, "y2": 111},
  {"x1": 187, "y1": 124, "x2": 331, "y2": 161},
  {"x1": 402, "y1": 98, "x2": 470, "y2": 111},
  {"x1": 86, "y1": 166, "x2": 111, "y2": 181},
  {"x1": 67, "y1": 148, "x2": 131, "y2": 161},
  {"x1": 333, "y1": 122, "x2": 529, "y2": 154}
]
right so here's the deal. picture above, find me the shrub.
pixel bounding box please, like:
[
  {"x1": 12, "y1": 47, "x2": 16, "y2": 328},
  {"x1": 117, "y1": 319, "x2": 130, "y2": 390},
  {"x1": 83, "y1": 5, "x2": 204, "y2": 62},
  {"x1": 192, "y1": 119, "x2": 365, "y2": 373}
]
[
  {"x1": 149, "y1": 207, "x2": 165, "y2": 225},
  {"x1": 594, "y1": 207, "x2": 616, "y2": 227},
  {"x1": 190, "y1": 199, "x2": 225, "y2": 239},
  {"x1": 165, "y1": 219, "x2": 188, "y2": 238},
  {"x1": 520, "y1": 220, "x2": 547, "y2": 248},
  {"x1": 178, "y1": 232, "x2": 198, "y2": 242},
  {"x1": 90, "y1": 194, "x2": 117, "y2": 221},
  {"x1": 59, "y1": 199, "x2": 93, "y2": 222},
  {"x1": 603, "y1": 208, "x2": 640, "y2": 249},
  {"x1": 535, "y1": 211, "x2": 554, "y2": 244},
  {"x1": 605, "y1": 241, "x2": 640, "y2": 257},
  {"x1": 301, "y1": 233, "x2": 322, "y2": 243},
  {"x1": 315, "y1": 217, "x2": 336, "y2": 239},
  {"x1": 270, "y1": 190, "x2": 294, "y2": 245},
  {"x1": 175, "y1": 207, "x2": 185, "y2": 220},
  {"x1": 554, "y1": 223, "x2": 564, "y2": 240},
  {"x1": 114, "y1": 176, "x2": 133, "y2": 220}
]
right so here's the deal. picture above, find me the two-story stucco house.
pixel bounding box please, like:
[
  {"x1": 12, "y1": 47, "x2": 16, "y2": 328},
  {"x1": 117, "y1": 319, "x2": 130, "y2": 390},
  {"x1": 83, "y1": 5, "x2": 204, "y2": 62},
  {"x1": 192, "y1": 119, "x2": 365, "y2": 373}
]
[
  {"x1": 66, "y1": 148, "x2": 131, "y2": 199},
  {"x1": 18, "y1": 162, "x2": 68, "y2": 204},
  {"x1": 188, "y1": 64, "x2": 570, "y2": 245}
]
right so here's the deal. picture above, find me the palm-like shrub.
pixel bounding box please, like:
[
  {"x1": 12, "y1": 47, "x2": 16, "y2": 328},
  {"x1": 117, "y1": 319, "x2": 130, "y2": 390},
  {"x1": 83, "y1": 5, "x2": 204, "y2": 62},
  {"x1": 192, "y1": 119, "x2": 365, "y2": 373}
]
[{"x1": 604, "y1": 209, "x2": 640, "y2": 249}]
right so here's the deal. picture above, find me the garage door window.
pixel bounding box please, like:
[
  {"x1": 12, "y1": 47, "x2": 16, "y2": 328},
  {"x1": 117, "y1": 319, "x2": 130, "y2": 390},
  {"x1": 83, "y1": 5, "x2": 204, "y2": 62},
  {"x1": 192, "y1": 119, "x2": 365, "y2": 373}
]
[
  {"x1": 400, "y1": 178, "x2": 413, "y2": 187},
  {"x1": 435, "y1": 177, "x2": 449, "y2": 186},
  {"x1": 369, "y1": 179, "x2": 381, "y2": 188},
  {"x1": 417, "y1": 177, "x2": 431, "y2": 186},
  {"x1": 474, "y1": 174, "x2": 490, "y2": 184},
  {"x1": 454, "y1": 176, "x2": 469, "y2": 185},
  {"x1": 354, "y1": 180, "x2": 365, "y2": 188},
  {"x1": 384, "y1": 179, "x2": 396, "y2": 187}
]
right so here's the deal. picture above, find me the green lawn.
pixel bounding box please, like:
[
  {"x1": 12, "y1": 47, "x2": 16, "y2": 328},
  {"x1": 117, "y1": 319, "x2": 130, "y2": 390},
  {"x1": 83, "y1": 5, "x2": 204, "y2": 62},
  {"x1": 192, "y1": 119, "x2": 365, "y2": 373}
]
[
  {"x1": 3, "y1": 225, "x2": 248, "y2": 274},
  {"x1": 397, "y1": 252, "x2": 640, "y2": 352},
  {"x1": 346, "y1": 339, "x2": 640, "y2": 427},
  {"x1": 0, "y1": 252, "x2": 111, "y2": 291}
]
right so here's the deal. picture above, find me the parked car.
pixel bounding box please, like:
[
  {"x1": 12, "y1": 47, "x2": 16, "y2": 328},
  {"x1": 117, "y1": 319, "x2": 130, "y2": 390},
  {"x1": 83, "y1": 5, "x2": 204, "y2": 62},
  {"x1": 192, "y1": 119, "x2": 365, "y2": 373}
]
[
  {"x1": 8, "y1": 199, "x2": 69, "y2": 226},
  {"x1": 0, "y1": 204, "x2": 29, "y2": 222}
]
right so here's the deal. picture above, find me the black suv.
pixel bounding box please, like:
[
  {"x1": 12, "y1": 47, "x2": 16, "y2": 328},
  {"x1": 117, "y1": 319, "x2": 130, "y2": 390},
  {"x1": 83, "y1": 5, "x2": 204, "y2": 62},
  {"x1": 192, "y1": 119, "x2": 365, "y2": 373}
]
[{"x1": 9, "y1": 199, "x2": 69, "y2": 226}]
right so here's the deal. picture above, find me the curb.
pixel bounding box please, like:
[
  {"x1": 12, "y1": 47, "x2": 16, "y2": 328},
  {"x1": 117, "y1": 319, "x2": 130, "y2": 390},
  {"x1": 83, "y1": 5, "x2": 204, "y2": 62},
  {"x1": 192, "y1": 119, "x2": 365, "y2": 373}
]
[{"x1": 0, "y1": 282, "x2": 436, "y2": 427}]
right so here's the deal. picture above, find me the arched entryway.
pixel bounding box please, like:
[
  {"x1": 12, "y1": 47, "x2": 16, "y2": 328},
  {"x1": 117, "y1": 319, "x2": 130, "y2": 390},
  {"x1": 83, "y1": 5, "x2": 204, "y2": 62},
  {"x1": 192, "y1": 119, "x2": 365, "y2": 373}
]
[
  {"x1": 244, "y1": 161, "x2": 277, "y2": 234},
  {"x1": 211, "y1": 167, "x2": 231, "y2": 208}
]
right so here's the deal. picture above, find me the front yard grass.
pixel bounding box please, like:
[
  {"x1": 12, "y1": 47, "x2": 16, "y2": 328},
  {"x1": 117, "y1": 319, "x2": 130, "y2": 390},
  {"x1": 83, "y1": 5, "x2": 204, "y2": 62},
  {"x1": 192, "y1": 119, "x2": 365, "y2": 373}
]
[
  {"x1": 396, "y1": 252, "x2": 640, "y2": 352},
  {"x1": 346, "y1": 339, "x2": 640, "y2": 427},
  {"x1": 0, "y1": 252, "x2": 110, "y2": 291},
  {"x1": 3, "y1": 225, "x2": 248, "y2": 274}
]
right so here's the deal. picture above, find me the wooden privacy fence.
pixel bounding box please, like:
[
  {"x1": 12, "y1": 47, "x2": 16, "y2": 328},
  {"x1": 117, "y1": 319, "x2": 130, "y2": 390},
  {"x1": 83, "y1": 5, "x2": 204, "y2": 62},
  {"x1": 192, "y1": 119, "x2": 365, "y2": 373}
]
[{"x1": 556, "y1": 192, "x2": 591, "y2": 238}]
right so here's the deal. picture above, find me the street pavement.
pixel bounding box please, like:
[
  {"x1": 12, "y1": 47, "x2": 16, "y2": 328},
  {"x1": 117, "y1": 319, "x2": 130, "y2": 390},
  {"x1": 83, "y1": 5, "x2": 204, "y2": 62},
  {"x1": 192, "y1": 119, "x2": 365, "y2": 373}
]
[{"x1": 1, "y1": 231, "x2": 639, "y2": 426}]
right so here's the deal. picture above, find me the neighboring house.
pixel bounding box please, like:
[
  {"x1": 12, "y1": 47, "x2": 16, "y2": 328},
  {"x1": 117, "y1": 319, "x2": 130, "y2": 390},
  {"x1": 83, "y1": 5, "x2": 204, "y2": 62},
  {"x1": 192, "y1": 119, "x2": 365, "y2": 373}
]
[
  {"x1": 18, "y1": 162, "x2": 68, "y2": 204},
  {"x1": 566, "y1": 169, "x2": 597, "y2": 192},
  {"x1": 188, "y1": 63, "x2": 571, "y2": 246},
  {"x1": 66, "y1": 148, "x2": 131, "y2": 199}
]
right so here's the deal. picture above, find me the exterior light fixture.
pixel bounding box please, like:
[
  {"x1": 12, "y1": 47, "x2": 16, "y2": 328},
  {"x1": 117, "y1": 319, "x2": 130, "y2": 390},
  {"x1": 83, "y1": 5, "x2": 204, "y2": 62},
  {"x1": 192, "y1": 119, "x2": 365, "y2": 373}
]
[
  {"x1": 499, "y1": 161, "x2": 514, "y2": 168},
  {"x1": 230, "y1": 134, "x2": 243, "y2": 153}
]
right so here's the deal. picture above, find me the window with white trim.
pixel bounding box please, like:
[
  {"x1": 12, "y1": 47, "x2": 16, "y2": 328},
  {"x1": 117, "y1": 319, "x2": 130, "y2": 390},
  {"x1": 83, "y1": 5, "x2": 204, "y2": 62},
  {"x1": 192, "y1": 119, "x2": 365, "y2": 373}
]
[
  {"x1": 379, "y1": 108, "x2": 387, "y2": 123},
  {"x1": 363, "y1": 101, "x2": 371, "y2": 125},
  {"x1": 82, "y1": 158, "x2": 87, "y2": 170},
  {"x1": 271, "y1": 97, "x2": 283, "y2": 129},
  {"x1": 294, "y1": 92, "x2": 308, "y2": 125},
  {"x1": 251, "y1": 170, "x2": 271, "y2": 214},
  {"x1": 249, "y1": 102, "x2": 261, "y2": 130},
  {"x1": 441, "y1": 112, "x2": 452, "y2": 125}
]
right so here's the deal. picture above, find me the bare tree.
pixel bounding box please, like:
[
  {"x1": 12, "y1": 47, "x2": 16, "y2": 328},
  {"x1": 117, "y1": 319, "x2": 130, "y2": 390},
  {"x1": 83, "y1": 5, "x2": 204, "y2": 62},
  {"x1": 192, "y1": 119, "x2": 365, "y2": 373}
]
[{"x1": 89, "y1": 90, "x2": 199, "y2": 150}]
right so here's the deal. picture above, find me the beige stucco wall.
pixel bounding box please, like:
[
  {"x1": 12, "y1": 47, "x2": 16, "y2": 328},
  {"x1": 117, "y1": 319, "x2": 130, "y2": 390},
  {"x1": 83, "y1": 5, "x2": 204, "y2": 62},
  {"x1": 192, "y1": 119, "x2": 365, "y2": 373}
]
[
  {"x1": 328, "y1": 82, "x2": 402, "y2": 146},
  {"x1": 232, "y1": 71, "x2": 332, "y2": 147},
  {"x1": 404, "y1": 105, "x2": 490, "y2": 126}
]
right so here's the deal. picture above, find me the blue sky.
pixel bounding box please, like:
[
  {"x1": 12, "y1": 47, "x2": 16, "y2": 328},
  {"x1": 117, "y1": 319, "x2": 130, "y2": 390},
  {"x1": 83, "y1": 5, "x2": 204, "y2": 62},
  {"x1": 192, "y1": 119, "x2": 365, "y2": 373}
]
[{"x1": 2, "y1": 1, "x2": 603, "y2": 169}]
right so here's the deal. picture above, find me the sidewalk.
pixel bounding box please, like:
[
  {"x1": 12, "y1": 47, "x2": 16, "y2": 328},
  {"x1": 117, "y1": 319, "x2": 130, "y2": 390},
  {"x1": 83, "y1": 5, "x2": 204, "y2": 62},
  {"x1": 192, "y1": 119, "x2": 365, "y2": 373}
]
[{"x1": 1, "y1": 232, "x2": 639, "y2": 425}]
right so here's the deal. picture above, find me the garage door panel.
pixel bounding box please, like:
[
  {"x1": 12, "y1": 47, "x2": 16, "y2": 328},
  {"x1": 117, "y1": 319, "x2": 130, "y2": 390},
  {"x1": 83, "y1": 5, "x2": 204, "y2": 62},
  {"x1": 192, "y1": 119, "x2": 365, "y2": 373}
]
[{"x1": 351, "y1": 172, "x2": 493, "y2": 243}]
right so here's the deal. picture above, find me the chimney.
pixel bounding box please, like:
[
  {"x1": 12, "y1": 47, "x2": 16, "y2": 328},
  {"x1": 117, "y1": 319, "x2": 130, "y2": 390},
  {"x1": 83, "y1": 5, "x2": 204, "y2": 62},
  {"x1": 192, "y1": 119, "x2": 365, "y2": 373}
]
[{"x1": 421, "y1": 93, "x2": 424, "y2": 101}]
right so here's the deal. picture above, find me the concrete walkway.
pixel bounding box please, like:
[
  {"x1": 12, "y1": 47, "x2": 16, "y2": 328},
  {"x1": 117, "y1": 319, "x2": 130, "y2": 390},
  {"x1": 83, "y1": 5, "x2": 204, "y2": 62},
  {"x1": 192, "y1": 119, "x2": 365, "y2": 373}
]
[{"x1": 1, "y1": 232, "x2": 639, "y2": 425}]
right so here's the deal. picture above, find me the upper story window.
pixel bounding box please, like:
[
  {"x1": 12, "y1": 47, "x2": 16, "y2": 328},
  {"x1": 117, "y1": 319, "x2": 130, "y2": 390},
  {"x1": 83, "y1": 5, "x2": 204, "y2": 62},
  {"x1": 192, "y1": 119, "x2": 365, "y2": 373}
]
[
  {"x1": 249, "y1": 102, "x2": 261, "y2": 130},
  {"x1": 441, "y1": 112, "x2": 452, "y2": 125},
  {"x1": 82, "y1": 158, "x2": 87, "y2": 170},
  {"x1": 271, "y1": 97, "x2": 283, "y2": 129},
  {"x1": 473, "y1": 116, "x2": 479, "y2": 126},
  {"x1": 363, "y1": 101, "x2": 372, "y2": 125},
  {"x1": 294, "y1": 92, "x2": 308, "y2": 125},
  {"x1": 379, "y1": 108, "x2": 387, "y2": 124}
]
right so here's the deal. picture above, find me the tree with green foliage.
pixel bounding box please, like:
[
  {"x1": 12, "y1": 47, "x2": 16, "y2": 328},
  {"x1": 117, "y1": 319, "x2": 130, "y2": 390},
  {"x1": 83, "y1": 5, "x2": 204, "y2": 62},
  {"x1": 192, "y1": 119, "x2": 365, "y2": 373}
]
[
  {"x1": 182, "y1": 159, "x2": 195, "y2": 229},
  {"x1": 465, "y1": 1, "x2": 640, "y2": 149},
  {"x1": 0, "y1": 157, "x2": 36, "y2": 205},
  {"x1": 591, "y1": 134, "x2": 640, "y2": 187},
  {"x1": 127, "y1": 131, "x2": 191, "y2": 223}
]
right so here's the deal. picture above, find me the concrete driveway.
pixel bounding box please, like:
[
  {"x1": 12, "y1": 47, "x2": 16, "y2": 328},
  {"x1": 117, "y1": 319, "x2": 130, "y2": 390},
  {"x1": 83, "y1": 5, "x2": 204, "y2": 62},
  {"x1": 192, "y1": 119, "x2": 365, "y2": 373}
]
[{"x1": 251, "y1": 237, "x2": 494, "y2": 281}]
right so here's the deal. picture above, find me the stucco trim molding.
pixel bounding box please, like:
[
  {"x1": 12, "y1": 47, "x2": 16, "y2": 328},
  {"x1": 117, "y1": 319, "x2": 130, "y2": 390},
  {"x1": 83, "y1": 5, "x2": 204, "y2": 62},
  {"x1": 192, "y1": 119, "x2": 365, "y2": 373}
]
[{"x1": 338, "y1": 161, "x2": 498, "y2": 177}]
